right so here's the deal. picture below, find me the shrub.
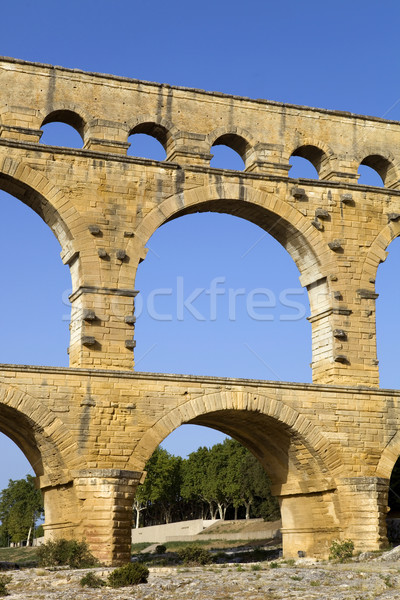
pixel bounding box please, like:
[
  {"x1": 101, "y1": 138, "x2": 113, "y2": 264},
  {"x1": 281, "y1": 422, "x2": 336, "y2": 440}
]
[
  {"x1": 107, "y1": 563, "x2": 149, "y2": 588},
  {"x1": 0, "y1": 574, "x2": 12, "y2": 597},
  {"x1": 80, "y1": 571, "x2": 106, "y2": 588},
  {"x1": 329, "y1": 539, "x2": 354, "y2": 563},
  {"x1": 37, "y1": 539, "x2": 98, "y2": 568},
  {"x1": 155, "y1": 544, "x2": 167, "y2": 554},
  {"x1": 177, "y1": 545, "x2": 213, "y2": 566}
]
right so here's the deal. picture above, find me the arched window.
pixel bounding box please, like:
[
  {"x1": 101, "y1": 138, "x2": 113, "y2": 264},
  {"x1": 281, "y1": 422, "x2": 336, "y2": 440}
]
[
  {"x1": 289, "y1": 145, "x2": 325, "y2": 179},
  {"x1": 134, "y1": 212, "x2": 311, "y2": 382},
  {"x1": 40, "y1": 110, "x2": 85, "y2": 148},
  {"x1": 128, "y1": 123, "x2": 168, "y2": 160},
  {"x1": 210, "y1": 134, "x2": 248, "y2": 170},
  {"x1": 357, "y1": 155, "x2": 391, "y2": 187}
]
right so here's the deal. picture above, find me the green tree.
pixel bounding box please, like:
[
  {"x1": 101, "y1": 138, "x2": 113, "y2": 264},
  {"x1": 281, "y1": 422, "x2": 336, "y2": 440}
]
[
  {"x1": 0, "y1": 475, "x2": 43, "y2": 546},
  {"x1": 134, "y1": 447, "x2": 182, "y2": 526},
  {"x1": 181, "y1": 446, "x2": 218, "y2": 519}
]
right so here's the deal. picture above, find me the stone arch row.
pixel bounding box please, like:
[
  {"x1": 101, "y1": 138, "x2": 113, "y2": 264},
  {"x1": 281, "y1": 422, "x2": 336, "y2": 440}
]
[
  {"x1": 9, "y1": 106, "x2": 399, "y2": 188},
  {"x1": 0, "y1": 156, "x2": 396, "y2": 303}
]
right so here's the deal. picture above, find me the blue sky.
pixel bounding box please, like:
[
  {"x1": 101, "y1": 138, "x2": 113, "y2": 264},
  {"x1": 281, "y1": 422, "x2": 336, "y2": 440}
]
[{"x1": 1, "y1": 0, "x2": 400, "y2": 490}]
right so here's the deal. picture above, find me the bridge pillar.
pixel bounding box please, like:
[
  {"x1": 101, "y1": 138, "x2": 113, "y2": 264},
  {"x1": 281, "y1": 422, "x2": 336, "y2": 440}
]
[
  {"x1": 72, "y1": 469, "x2": 143, "y2": 565},
  {"x1": 68, "y1": 287, "x2": 137, "y2": 370},
  {"x1": 279, "y1": 489, "x2": 341, "y2": 559},
  {"x1": 40, "y1": 479, "x2": 80, "y2": 542},
  {"x1": 336, "y1": 477, "x2": 389, "y2": 552}
]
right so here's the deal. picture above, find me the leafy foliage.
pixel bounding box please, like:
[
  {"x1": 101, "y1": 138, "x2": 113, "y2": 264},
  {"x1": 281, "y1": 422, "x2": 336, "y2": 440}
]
[
  {"x1": 0, "y1": 574, "x2": 11, "y2": 597},
  {"x1": 80, "y1": 571, "x2": 106, "y2": 588},
  {"x1": 107, "y1": 562, "x2": 149, "y2": 587},
  {"x1": 37, "y1": 539, "x2": 98, "y2": 568},
  {"x1": 177, "y1": 544, "x2": 213, "y2": 565},
  {"x1": 134, "y1": 447, "x2": 182, "y2": 526},
  {"x1": 135, "y1": 439, "x2": 280, "y2": 526},
  {"x1": 0, "y1": 475, "x2": 43, "y2": 545},
  {"x1": 155, "y1": 544, "x2": 167, "y2": 554},
  {"x1": 329, "y1": 539, "x2": 354, "y2": 562}
]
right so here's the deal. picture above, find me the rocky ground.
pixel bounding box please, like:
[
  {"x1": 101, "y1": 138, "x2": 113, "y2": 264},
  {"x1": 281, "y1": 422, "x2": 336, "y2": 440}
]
[{"x1": 4, "y1": 550, "x2": 400, "y2": 600}]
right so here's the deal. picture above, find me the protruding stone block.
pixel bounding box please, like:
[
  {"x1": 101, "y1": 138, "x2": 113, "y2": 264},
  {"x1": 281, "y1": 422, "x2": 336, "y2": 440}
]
[
  {"x1": 328, "y1": 240, "x2": 342, "y2": 251},
  {"x1": 82, "y1": 335, "x2": 96, "y2": 346}
]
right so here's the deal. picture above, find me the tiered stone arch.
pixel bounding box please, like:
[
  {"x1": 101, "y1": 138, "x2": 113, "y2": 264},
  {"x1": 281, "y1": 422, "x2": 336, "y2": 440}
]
[{"x1": 125, "y1": 180, "x2": 330, "y2": 311}]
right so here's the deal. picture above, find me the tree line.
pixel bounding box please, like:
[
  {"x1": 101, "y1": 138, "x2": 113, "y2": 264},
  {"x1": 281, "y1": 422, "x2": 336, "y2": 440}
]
[{"x1": 134, "y1": 438, "x2": 280, "y2": 528}]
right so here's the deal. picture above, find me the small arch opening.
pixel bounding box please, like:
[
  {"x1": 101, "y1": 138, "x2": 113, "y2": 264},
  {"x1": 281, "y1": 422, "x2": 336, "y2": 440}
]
[
  {"x1": 289, "y1": 145, "x2": 325, "y2": 180},
  {"x1": 289, "y1": 145, "x2": 325, "y2": 179},
  {"x1": 128, "y1": 123, "x2": 168, "y2": 160},
  {"x1": 210, "y1": 134, "x2": 248, "y2": 170},
  {"x1": 358, "y1": 156, "x2": 389, "y2": 186},
  {"x1": 40, "y1": 110, "x2": 85, "y2": 148}
]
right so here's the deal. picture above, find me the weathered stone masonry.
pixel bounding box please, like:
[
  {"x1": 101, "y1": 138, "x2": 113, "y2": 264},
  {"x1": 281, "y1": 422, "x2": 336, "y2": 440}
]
[{"x1": 1, "y1": 56, "x2": 400, "y2": 563}]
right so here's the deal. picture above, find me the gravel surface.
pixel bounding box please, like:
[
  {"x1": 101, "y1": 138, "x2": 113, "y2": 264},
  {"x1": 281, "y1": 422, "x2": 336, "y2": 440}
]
[{"x1": 3, "y1": 557, "x2": 400, "y2": 600}]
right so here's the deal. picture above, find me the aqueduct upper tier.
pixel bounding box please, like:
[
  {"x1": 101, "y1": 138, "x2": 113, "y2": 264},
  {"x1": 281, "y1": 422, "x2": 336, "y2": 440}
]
[{"x1": 1, "y1": 57, "x2": 400, "y2": 563}]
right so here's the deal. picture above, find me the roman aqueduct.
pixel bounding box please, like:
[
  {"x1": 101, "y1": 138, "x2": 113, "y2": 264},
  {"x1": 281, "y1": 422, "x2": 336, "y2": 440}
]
[{"x1": 1, "y1": 56, "x2": 400, "y2": 563}]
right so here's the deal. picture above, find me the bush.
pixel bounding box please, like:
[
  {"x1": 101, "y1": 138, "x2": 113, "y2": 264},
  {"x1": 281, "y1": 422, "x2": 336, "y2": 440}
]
[
  {"x1": 177, "y1": 545, "x2": 213, "y2": 566},
  {"x1": 107, "y1": 563, "x2": 149, "y2": 588},
  {"x1": 329, "y1": 539, "x2": 354, "y2": 563},
  {"x1": 37, "y1": 539, "x2": 99, "y2": 568},
  {"x1": 0, "y1": 574, "x2": 12, "y2": 597},
  {"x1": 80, "y1": 571, "x2": 106, "y2": 588},
  {"x1": 155, "y1": 544, "x2": 167, "y2": 554}
]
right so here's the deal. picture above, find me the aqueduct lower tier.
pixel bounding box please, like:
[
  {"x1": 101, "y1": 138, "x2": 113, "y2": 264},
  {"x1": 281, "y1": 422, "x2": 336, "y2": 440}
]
[
  {"x1": 0, "y1": 365, "x2": 398, "y2": 564},
  {"x1": 1, "y1": 57, "x2": 400, "y2": 562}
]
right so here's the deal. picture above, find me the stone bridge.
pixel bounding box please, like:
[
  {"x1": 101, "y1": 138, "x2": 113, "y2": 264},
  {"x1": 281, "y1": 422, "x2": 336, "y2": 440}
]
[{"x1": 1, "y1": 56, "x2": 400, "y2": 563}]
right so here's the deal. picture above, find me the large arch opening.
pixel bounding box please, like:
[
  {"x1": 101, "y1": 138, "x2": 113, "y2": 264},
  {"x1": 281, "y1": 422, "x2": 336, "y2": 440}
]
[
  {"x1": 0, "y1": 189, "x2": 71, "y2": 366},
  {"x1": 134, "y1": 211, "x2": 311, "y2": 382},
  {"x1": 375, "y1": 236, "x2": 400, "y2": 389},
  {"x1": 0, "y1": 186, "x2": 72, "y2": 506},
  {"x1": 134, "y1": 425, "x2": 281, "y2": 530},
  {"x1": 131, "y1": 396, "x2": 338, "y2": 557}
]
